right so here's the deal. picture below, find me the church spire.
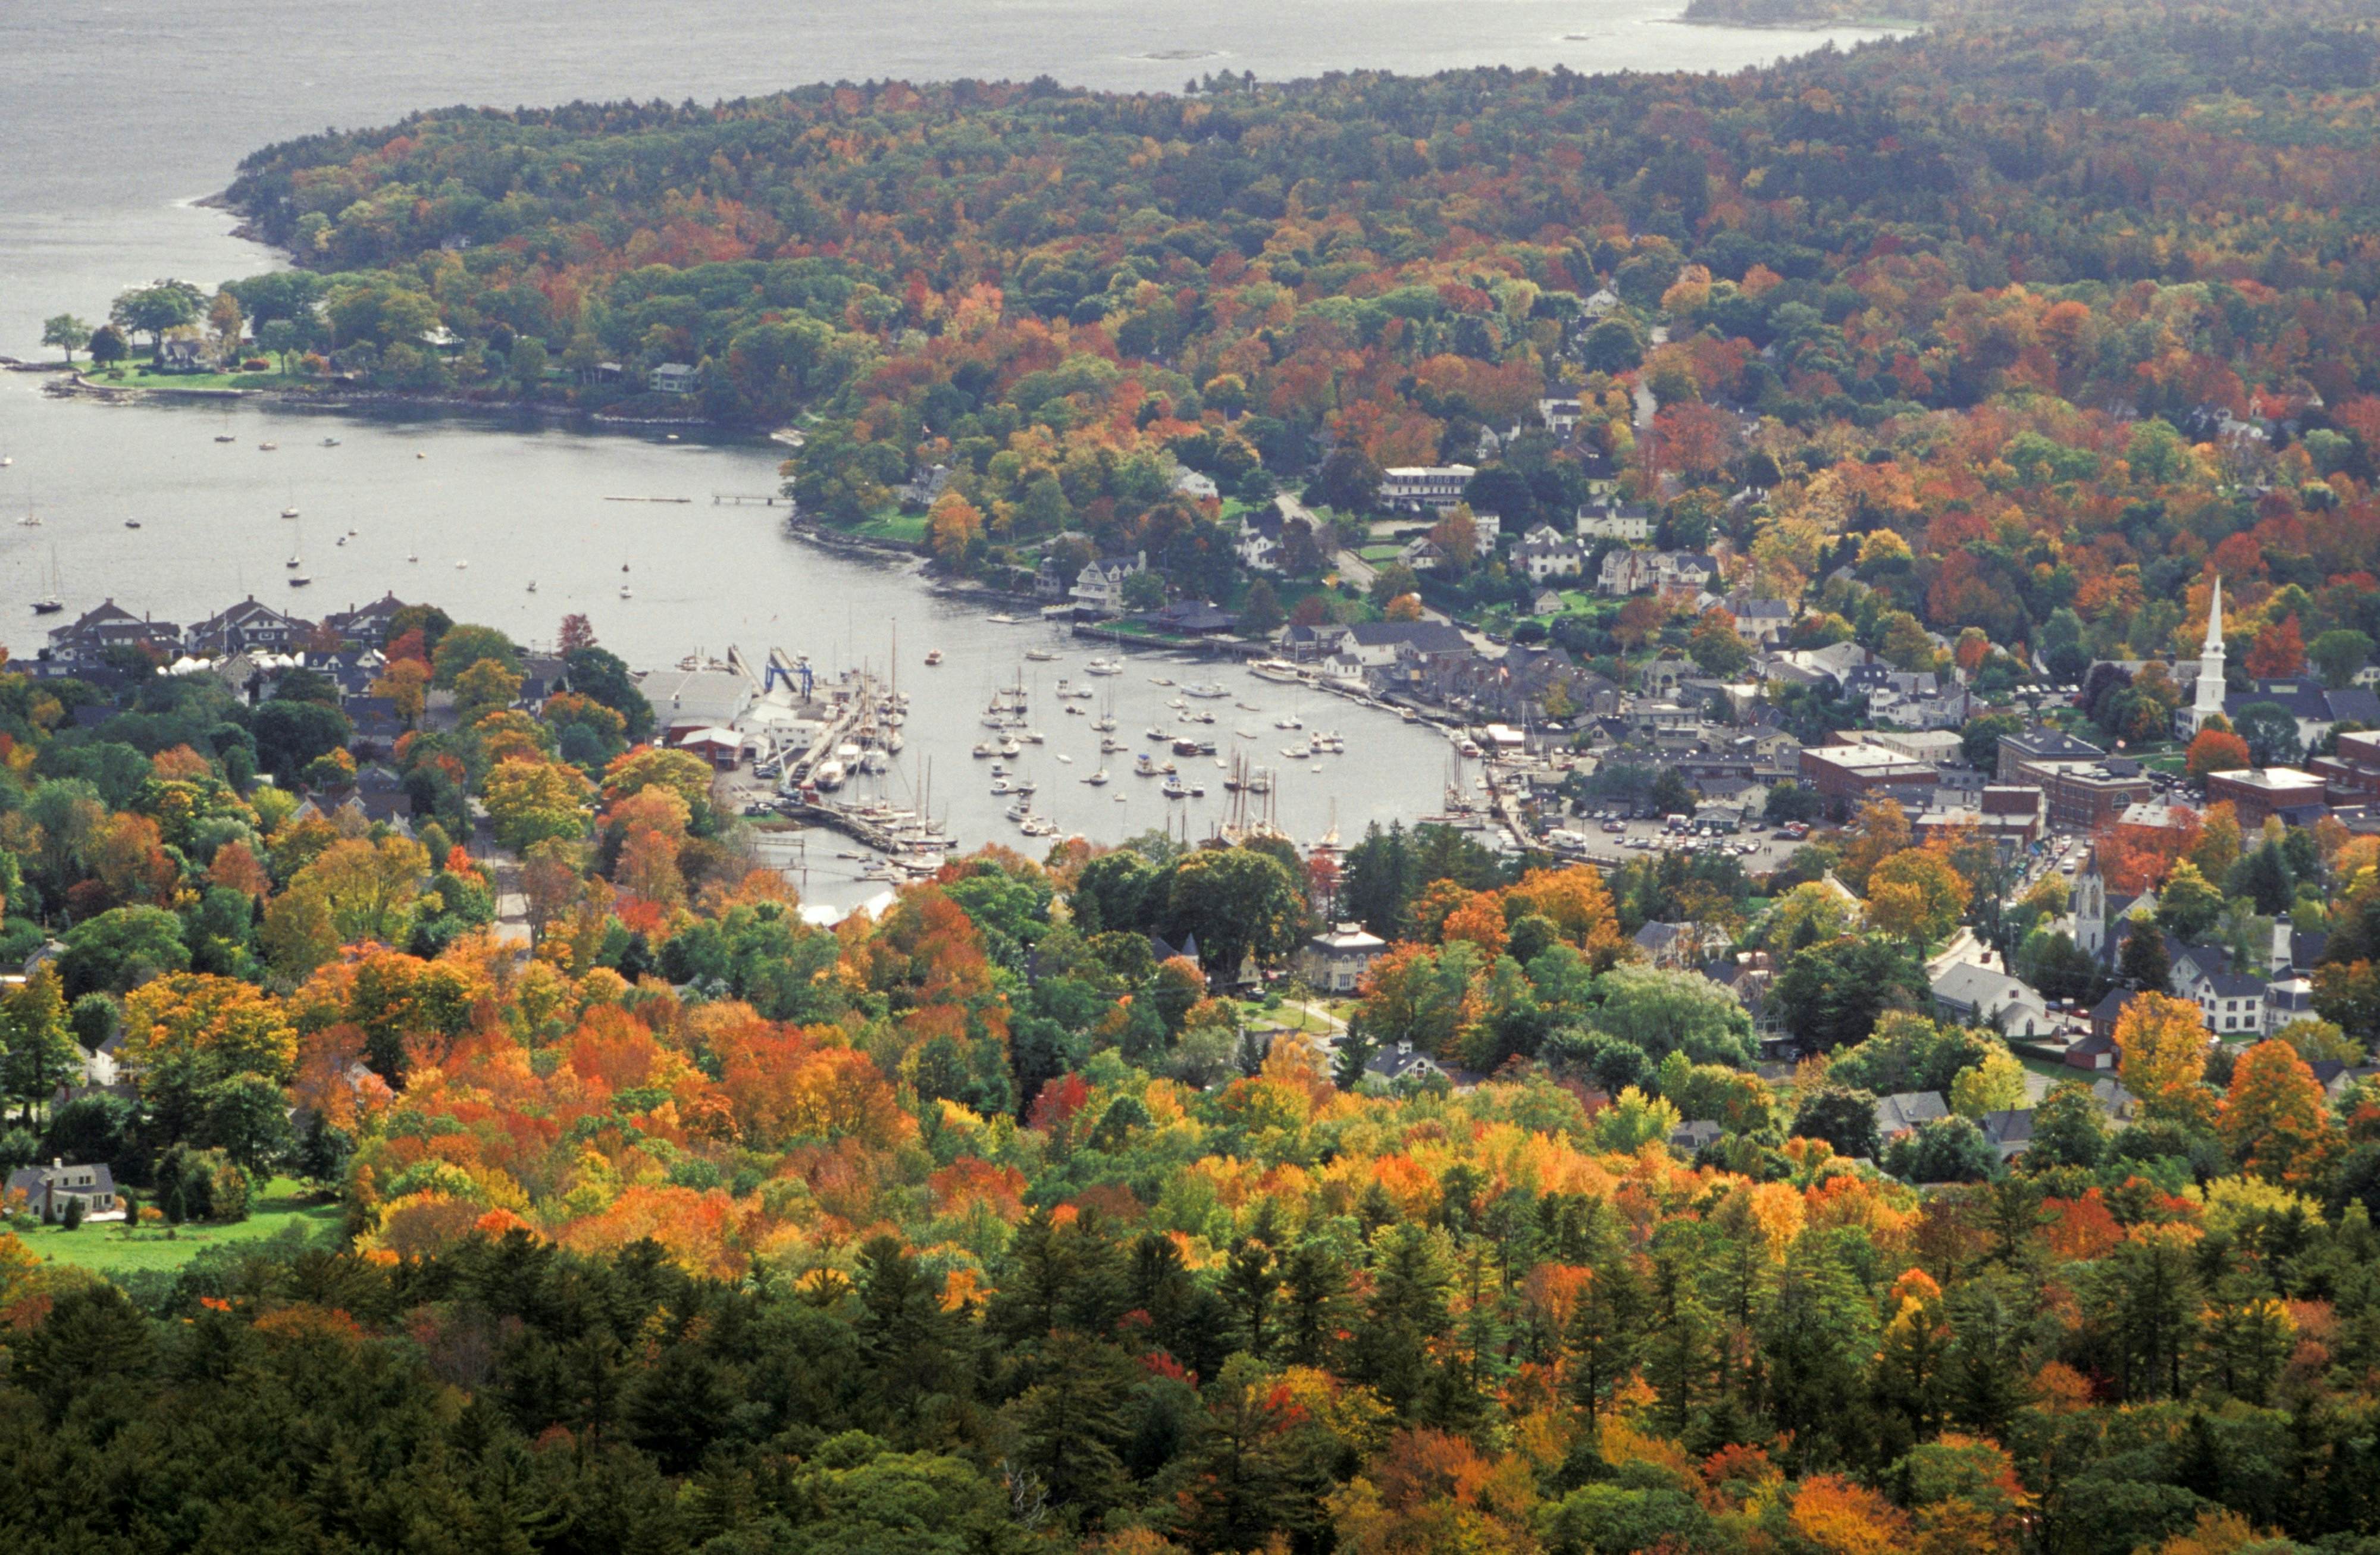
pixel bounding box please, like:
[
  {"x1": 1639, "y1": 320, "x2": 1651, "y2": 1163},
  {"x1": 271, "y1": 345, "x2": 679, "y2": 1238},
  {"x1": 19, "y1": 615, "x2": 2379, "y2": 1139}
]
[{"x1": 2204, "y1": 573, "x2": 2223, "y2": 652}]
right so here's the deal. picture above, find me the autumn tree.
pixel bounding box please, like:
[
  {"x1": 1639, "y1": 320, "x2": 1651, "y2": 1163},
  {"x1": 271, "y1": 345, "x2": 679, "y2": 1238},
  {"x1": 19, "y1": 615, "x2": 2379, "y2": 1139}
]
[
  {"x1": 2185, "y1": 729, "x2": 2251, "y2": 783},
  {"x1": 2218, "y1": 1039, "x2": 2338, "y2": 1188},
  {"x1": 1867, "y1": 848, "x2": 1971, "y2": 946},
  {"x1": 2115, "y1": 992, "x2": 2215, "y2": 1130}
]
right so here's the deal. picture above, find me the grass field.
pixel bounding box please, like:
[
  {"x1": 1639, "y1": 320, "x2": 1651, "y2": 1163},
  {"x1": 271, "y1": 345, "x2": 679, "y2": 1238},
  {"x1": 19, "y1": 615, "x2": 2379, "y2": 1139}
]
[
  {"x1": 847, "y1": 510, "x2": 929, "y2": 544},
  {"x1": 12, "y1": 1177, "x2": 342, "y2": 1277},
  {"x1": 80, "y1": 363, "x2": 315, "y2": 393}
]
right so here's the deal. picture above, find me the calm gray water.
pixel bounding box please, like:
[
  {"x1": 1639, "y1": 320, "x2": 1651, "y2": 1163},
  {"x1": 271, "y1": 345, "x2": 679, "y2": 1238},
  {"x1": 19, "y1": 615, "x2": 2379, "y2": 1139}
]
[{"x1": 0, "y1": 0, "x2": 1894, "y2": 892}]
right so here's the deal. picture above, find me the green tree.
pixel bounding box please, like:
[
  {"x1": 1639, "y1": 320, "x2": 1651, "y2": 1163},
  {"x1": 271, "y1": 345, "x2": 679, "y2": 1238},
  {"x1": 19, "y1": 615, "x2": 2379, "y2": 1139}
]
[
  {"x1": 2154, "y1": 861, "x2": 2225, "y2": 942},
  {"x1": 41, "y1": 314, "x2": 92, "y2": 365},
  {"x1": 3, "y1": 965, "x2": 81, "y2": 1123},
  {"x1": 87, "y1": 324, "x2": 128, "y2": 367},
  {"x1": 1792, "y1": 1082, "x2": 1880, "y2": 1157},
  {"x1": 1959, "y1": 711, "x2": 2025, "y2": 772},
  {"x1": 2229, "y1": 700, "x2": 2303, "y2": 767},
  {"x1": 58, "y1": 907, "x2": 191, "y2": 999},
  {"x1": 1163, "y1": 846, "x2": 1309, "y2": 975},
  {"x1": 1772, "y1": 935, "x2": 1930, "y2": 1052},
  {"x1": 2027, "y1": 1081, "x2": 2109, "y2": 1170},
  {"x1": 2310, "y1": 629, "x2": 2373, "y2": 689},
  {"x1": 1592, "y1": 964, "x2": 1756, "y2": 1066},
  {"x1": 108, "y1": 280, "x2": 202, "y2": 361},
  {"x1": 430, "y1": 623, "x2": 522, "y2": 686},
  {"x1": 2118, "y1": 916, "x2": 2171, "y2": 991},
  {"x1": 1007, "y1": 1330, "x2": 1132, "y2": 1521}
]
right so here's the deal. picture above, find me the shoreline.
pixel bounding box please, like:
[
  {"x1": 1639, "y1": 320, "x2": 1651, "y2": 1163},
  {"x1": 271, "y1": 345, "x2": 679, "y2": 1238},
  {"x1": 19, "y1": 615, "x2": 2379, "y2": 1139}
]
[{"x1": 39, "y1": 369, "x2": 728, "y2": 434}]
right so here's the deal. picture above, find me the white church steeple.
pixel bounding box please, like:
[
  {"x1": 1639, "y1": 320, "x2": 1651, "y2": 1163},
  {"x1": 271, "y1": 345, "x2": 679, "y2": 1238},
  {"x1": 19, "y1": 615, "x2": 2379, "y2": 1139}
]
[{"x1": 2180, "y1": 573, "x2": 2227, "y2": 736}]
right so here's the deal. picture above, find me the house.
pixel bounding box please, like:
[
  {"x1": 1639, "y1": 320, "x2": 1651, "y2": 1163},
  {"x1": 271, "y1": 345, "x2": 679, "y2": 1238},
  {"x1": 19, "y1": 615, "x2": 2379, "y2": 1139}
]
[
  {"x1": 677, "y1": 726, "x2": 746, "y2": 769},
  {"x1": 649, "y1": 362, "x2": 697, "y2": 395},
  {"x1": 1931, "y1": 962, "x2": 2052, "y2": 1037},
  {"x1": 318, "y1": 592, "x2": 411, "y2": 647},
  {"x1": 186, "y1": 596, "x2": 311, "y2": 656},
  {"x1": 1634, "y1": 921, "x2": 1724, "y2": 970},
  {"x1": 1875, "y1": 1090, "x2": 1950, "y2": 1140},
  {"x1": 1399, "y1": 537, "x2": 1447, "y2": 573},
  {"x1": 2181, "y1": 967, "x2": 2269, "y2": 1036},
  {"x1": 1301, "y1": 923, "x2": 1388, "y2": 993},
  {"x1": 1723, "y1": 595, "x2": 1793, "y2": 647},
  {"x1": 1070, "y1": 551, "x2": 1149, "y2": 615},
  {"x1": 1171, "y1": 467, "x2": 1220, "y2": 503},
  {"x1": 1235, "y1": 522, "x2": 1283, "y2": 573},
  {"x1": 1033, "y1": 554, "x2": 1075, "y2": 600},
  {"x1": 158, "y1": 338, "x2": 207, "y2": 372},
  {"x1": 2089, "y1": 1077, "x2": 2139, "y2": 1121},
  {"x1": 1538, "y1": 397, "x2": 1586, "y2": 437},
  {"x1": 1342, "y1": 620, "x2": 1476, "y2": 688},
  {"x1": 1670, "y1": 1119, "x2": 1726, "y2": 1154},
  {"x1": 1376, "y1": 464, "x2": 1474, "y2": 513},
  {"x1": 5, "y1": 1159, "x2": 121, "y2": 1221},
  {"x1": 1532, "y1": 588, "x2": 1568, "y2": 617},
  {"x1": 1576, "y1": 501, "x2": 1654, "y2": 543},
  {"x1": 1978, "y1": 1109, "x2": 2037, "y2": 1163},
  {"x1": 2085, "y1": 986, "x2": 2138, "y2": 1046},
  {"x1": 1366, "y1": 1042, "x2": 1448, "y2": 1087},
  {"x1": 45, "y1": 600, "x2": 183, "y2": 667},
  {"x1": 1516, "y1": 525, "x2": 1587, "y2": 583}
]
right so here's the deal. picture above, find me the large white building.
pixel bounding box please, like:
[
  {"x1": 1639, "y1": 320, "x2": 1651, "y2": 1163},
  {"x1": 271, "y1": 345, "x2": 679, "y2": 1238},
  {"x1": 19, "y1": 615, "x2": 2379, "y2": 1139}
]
[{"x1": 1377, "y1": 465, "x2": 1475, "y2": 513}]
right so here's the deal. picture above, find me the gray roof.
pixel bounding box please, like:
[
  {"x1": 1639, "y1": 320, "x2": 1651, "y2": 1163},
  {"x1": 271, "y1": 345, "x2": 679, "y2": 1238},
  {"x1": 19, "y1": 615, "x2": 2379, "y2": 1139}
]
[
  {"x1": 1875, "y1": 1090, "x2": 1950, "y2": 1135},
  {"x1": 1346, "y1": 620, "x2": 1473, "y2": 654}
]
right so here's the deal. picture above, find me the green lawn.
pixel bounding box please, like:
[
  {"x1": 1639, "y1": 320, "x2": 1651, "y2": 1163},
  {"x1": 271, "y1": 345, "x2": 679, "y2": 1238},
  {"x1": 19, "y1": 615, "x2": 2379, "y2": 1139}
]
[
  {"x1": 14, "y1": 1177, "x2": 342, "y2": 1277},
  {"x1": 80, "y1": 363, "x2": 315, "y2": 393},
  {"x1": 847, "y1": 510, "x2": 928, "y2": 544}
]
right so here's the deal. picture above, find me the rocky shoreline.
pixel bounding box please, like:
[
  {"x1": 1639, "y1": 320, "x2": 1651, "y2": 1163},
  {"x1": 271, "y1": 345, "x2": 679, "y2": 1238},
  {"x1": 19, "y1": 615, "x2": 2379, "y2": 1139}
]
[{"x1": 37, "y1": 369, "x2": 716, "y2": 431}]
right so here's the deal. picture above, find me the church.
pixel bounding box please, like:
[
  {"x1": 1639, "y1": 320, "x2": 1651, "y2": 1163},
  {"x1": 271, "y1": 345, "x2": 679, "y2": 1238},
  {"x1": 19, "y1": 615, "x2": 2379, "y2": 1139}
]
[{"x1": 2174, "y1": 574, "x2": 2228, "y2": 739}]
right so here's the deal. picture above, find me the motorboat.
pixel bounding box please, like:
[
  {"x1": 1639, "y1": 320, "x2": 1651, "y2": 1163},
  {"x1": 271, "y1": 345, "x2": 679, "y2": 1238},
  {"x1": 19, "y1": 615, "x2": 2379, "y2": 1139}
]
[
  {"x1": 1000, "y1": 737, "x2": 1022, "y2": 757},
  {"x1": 321, "y1": 437, "x2": 341, "y2": 447},
  {"x1": 1057, "y1": 753, "x2": 1073, "y2": 763},
  {"x1": 1086, "y1": 767, "x2": 1110, "y2": 785},
  {"x1": 987, "y1": 613, "x2": 1020, "y2": 625},
  {"x1": 287, "y1": 573, "x2": 312, "y2": 588},
  {"x1": 258, "y1": 442, "x2": 277, "y2": 452},
  {"x1": 1189, "y1": 781, "x2": 1207, "y2": 797},
  {"x1": 1005, "y1": 798, "x2": 1034, "y2": 822},
  {"x1": 1150, "y1": 676, "x2": 1174, "y2": 687},
  {"x1": 1145, "y1": 726, "x2": 1170, "y2": 741},
  {"x1": 1024, "y1": 729, "x2": 1046, "y2": 744},
  {"x1": 281, "y1": 505, "x2": 299, "y2": 518},
  {"x1": 1092, "y1": 711, "x2": 1117, "y2": 732},
  {"x1": 124, "y1": 519, "x2": 141, "y2": 529},
  {"x1": 1101, "y1": 736, "x2": 1128, "y2": 753},
  {"x1": 1024, "y1": 648, "x2": 1057, "y2": 661},
  {"x1": 1134, "y1": 753, "x2": 1157, "y2": 777},
  {"x1": 924, "y1": 649, "x2": 944, "y2": 666},
  {"x1": 1085, "y1": 657, "x2": 1123, "y2": 675},
  {"x1": 1161, "y1": 776, "x2": 1188, "y2": 799},
  {"x1": 1183, "y1": 681, "x2": 1229, "y2": 698},
  {"x1": 972, "y1": 742, "x2": 995, "y2": 758},
  {"x1": 1314, "y1": 732, "x2": 1346, "y2": 753},
  {"x1": 214, "y1": 434, "x2": 236, "y2": 444},
  {"x1": 1276, "y1": 713, "x2": 1304, "y2": 730},
  {"x1": 991, "y1": 776, "x2": 1015, "y2": 794},
  {"x1": 813, "y1": 760, "x2": 846, "y2": 791}
]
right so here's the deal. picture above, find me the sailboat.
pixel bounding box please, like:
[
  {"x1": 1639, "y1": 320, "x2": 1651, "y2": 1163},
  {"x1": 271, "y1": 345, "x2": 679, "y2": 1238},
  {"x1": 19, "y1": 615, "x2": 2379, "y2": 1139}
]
[
  {"x1": 287, "y1": 518, "x2": 311, "y2": 586},
  {"x1": 30, "y1": 547, "x2": 62, "y2": 615},
  {"x1": 17, "y1": 483, "x2": 39, "y2": 527}
]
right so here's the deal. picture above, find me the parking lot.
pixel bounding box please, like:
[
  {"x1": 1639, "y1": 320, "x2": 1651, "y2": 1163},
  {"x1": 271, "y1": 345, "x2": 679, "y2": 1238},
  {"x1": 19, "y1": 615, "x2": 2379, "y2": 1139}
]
[{"x1": 1543, "y1": 813, "x2": 1811, "y2": 874}]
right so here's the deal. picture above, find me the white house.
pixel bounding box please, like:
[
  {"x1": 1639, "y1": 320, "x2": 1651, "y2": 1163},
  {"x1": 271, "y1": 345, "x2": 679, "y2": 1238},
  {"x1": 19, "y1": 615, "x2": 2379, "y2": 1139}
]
[
  {"x1": 1070, "y1": 550, "x2": 1148, "y2": 614},
  {"x1": 1577, "y1": 503, "x2": 1654, "y2": 543},
  {"x1": 1931, "y1": 961, "x2": 2051, "y2": 1037},
  {"x1": 649, "y1": 362, "x2": 697, "y2": 395},
  {"x1": 1515, "y1": 525, "x2": 1586, "y2": 583},
  {"x1": 1301, "y1": 923, "x2": 1389, "y2": 993}
]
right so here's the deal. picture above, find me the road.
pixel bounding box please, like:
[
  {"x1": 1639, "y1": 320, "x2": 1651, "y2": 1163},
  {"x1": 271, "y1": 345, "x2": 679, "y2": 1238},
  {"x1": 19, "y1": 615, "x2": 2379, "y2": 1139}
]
[
  {"x1": 1539, "y1": 813, "x2": 1807, "y2": 874},
  {"x1": 1279, "y1": 493, "x2": 1379, "y2": 592}
]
